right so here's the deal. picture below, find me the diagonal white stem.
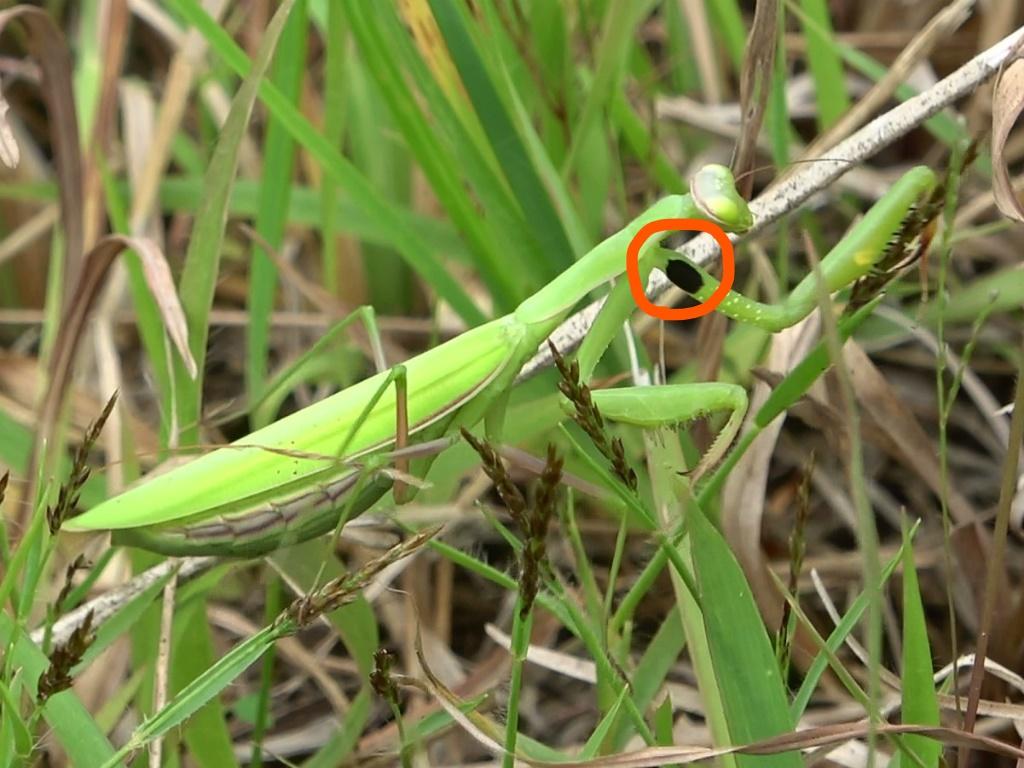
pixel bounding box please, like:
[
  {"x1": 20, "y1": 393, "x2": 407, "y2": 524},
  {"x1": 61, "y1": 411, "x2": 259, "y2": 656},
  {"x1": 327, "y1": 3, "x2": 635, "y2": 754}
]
[{"x1": 519, "y1": 23, "x2": 1024, "y2": 381}]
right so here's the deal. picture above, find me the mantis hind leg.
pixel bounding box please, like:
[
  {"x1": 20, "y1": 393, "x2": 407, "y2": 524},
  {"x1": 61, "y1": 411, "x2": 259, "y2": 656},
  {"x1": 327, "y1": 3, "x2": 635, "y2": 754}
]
[{"x1": 590, "y1": 382, "x2": 748, "y2": 482}]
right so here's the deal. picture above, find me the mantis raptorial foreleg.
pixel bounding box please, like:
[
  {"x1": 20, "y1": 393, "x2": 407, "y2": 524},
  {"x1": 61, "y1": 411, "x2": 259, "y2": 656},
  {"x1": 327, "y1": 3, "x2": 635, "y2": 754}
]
[
  {"x1": 556, "y1": 250, "x2": 749, "y2": 482},
  {"x1": 590, "y1": 385, "x2": 748, "y2": 481},
  {"x1": 63, "y1": 163, "x2": 938, "y2": 557},
  {"x1": 554, "y1": 164, "x2": 938, "y2": 486},
  {"x1": 660, "y1": 166, "x2": 938, "y2": 330}
]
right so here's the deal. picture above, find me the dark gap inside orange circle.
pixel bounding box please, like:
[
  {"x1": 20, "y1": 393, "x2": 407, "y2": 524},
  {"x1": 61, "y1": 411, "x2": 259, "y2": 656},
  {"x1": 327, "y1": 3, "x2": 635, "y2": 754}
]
[{"x1": 625, "y1": 218, "x2": 735, "y2": 322}]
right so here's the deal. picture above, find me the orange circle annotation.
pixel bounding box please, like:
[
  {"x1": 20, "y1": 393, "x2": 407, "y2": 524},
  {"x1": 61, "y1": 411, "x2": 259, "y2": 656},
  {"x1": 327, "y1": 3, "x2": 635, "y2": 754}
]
[{"x1": 626, "y1": 218, "x2": 735, "y2": 321}]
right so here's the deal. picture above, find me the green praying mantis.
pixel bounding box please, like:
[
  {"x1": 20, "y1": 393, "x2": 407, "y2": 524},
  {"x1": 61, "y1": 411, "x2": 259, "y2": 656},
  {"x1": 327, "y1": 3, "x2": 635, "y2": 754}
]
[{"x1": 62, "y1": 163, "x2": 938, "y2": 557}]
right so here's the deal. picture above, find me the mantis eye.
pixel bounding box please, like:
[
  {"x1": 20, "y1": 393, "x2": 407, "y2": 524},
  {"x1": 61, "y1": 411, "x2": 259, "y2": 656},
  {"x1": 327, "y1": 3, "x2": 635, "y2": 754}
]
[{"x1": 691, "y1": 164, "x2": 754, "y2": 233}]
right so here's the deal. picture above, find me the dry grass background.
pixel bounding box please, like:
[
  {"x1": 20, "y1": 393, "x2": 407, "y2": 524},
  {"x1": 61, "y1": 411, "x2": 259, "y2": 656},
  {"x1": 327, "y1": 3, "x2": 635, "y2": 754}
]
[{"x1": 1, "y1": 1, "x2": 1024, "y2": 766}]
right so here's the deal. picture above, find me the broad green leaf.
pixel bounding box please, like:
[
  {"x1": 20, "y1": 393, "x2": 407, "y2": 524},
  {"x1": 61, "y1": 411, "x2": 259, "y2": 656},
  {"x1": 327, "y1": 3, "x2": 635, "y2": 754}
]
[
  {"x1": 894, "y1": 521, "x2": 941, "y2": 768},
  {"x1": 687, "y1": 505, "x2": 802, "y2": 768},
  {"x1": 247, "y1": 0, "x2": 309, "y2": 406},
  {"x1": 0, "y1": 613, "x2": 122, "y2": 768},
  {"x1": 172, "y1": 0, "x2": 300, "y2": 445}
]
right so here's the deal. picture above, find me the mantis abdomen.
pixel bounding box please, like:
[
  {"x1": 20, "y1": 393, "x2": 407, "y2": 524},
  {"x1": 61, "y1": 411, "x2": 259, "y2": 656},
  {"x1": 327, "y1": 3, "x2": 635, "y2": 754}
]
[{"x1": 114, "y1": 470, "x2": 393, "y2": 557}]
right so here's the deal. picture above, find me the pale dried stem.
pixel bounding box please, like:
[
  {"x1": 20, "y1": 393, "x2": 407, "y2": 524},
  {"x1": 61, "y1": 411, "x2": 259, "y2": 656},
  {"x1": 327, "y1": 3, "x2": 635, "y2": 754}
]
[{"x1": 519, "y1": 23, "x2": 1024, "y2": 380}]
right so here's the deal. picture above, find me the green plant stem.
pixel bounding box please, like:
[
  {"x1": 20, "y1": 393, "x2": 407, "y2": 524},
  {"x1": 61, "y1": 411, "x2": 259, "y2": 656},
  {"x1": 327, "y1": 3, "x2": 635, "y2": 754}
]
[{"x1": 503, "y1": 597, "x2": 533, "y2": 768}]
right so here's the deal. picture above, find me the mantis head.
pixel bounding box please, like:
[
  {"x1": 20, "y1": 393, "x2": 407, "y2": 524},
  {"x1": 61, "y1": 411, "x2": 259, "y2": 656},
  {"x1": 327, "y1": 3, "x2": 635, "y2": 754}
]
[{"x1": 690, "y1": 164, "x2": 754, "y2": 234}]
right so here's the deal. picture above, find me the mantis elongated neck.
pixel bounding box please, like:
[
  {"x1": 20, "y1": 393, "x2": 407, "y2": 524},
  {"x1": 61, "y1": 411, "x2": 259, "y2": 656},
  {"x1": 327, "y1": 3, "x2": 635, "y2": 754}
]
[{"x1": 513, "y1": 194, "x2": 695, "y2": 331}]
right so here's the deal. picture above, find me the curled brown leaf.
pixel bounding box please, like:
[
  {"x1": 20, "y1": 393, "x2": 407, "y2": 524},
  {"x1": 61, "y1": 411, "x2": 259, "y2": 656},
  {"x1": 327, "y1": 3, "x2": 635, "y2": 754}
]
[
  {"x1": 992, "y1": 56, "x2": 1024, "y2": 222},
  {"x1": 0, "y1": 86, "x2": 18, "y2": 168},
  {"x1": 26, "y1": 235, "x2": 195, "y2": 531},
  {"x1": 0, "y1": 6, "x2": 83, "y2": 292}
]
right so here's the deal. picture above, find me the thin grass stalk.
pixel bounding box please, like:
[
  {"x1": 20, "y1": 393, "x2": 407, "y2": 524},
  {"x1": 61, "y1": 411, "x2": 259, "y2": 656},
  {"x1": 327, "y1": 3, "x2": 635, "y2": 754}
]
[
  {"x1": 250, "y1": 576, "x2": 282, "y2": 768},
  {"x1": 502, "y1": 595, "x2": 533, "y2": 768},
  {"x1": 958, "y1": 336, "x2": 1024, "y2": 765},
  {"x1": 559, "y1": 492, "x2": 605, "y2": 631},
  {"x1": 934, "y1": 144, "x2": 969, "y2": 724},
  {"x1": 542, "y1": 573, "x2": 658, "y2": 746},
  {"x1": 805, "y1": 242, "x2": 883, "y2": 768}
]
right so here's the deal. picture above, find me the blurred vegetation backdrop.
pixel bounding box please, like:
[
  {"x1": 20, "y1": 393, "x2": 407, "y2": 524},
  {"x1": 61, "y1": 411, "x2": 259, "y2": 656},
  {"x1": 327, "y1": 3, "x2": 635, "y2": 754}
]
[{"x1": 1, "y1": 1, "x2": 1024, "y2": 767}]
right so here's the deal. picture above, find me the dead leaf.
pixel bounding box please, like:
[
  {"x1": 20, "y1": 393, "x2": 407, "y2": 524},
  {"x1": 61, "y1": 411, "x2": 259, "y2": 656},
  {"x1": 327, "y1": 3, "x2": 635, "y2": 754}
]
[
  {"x1": 0, "y1": 6, "x2": 84, "y2": 295},
  {"x1": 722, "y1": 314, "x2": 822, "y2": 667},
  {"x1": 732, "y1": 0, "x2": 778, "y2": 195},
  {"x1": 23, "y1": 235, "x2": 195, "y2": 532},
  {"x1": 0, "y1": 86, "x2": 18, "y2": 168},
  {"x1": 991, "y1": 56, "x2": 1024, "y2": 222}
]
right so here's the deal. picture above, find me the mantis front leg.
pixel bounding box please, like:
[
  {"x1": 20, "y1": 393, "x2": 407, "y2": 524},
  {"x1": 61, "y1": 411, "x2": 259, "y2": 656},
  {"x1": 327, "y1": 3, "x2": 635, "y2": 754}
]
[
  {"x1": 590, "y1": 384, "x2": 748, "y2": 482},
  {"x1": 560, "y1": 164, "x2": 938, "y2": 485},
  {"x1": 659, "y1": 165, "x2": 938, "y2": 330}
]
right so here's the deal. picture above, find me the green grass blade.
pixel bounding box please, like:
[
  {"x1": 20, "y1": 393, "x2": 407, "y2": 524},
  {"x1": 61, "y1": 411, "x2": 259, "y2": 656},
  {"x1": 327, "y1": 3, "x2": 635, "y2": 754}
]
[
  {"x1": 798, "y1": 0, "x2": 850, "y2": 130},
  {"x1": 172, "y1": 0, "x2": 298, "y2": 445},
  {"x1": 562, "y1": 0, "x2": 656, "y2": 175},
  {"x1": 300, "y1": 688, "x2": 373, "y2": 766},
  {"x1": 429, "y1": 0, "x2": 576, "y2": 276},
  {"x1": 767, "y1": 6, "x2": 792, "y2": 170},
  {"x1": 787, "y1": 0, "x2": 969, "y2": 152},
  {"x1": 581, "y1": 688, "x2": 628, "y2": 759},
  {"x1": 662, "y1": 0, "x2": 700, "y2": 94},
  {"x1": 344, "y1": 37, "x2": 414, "y2": 314},
  {"x1": 342, "y1": 0, "x2": 526, "y2": 309},
  {"x1": 609, "y1": 611, "x2": 687, "y2": 750},
  {"x1": 71, "y1": 0, "x2": 102, "y2": 138},
  {"x1": 0, "y1": 614, "x2": 123, "y2": 768},
  {"x1": 790, "y1": 535, "x2": 911, "y2": 720},
  {"x1": 155, "y1": 177, "x2": 466, "y2": 255},
  {"x1": 173, "y1": 597, "x2": 239, "y2": 767},
  {"x1": 100, "y1": 162, "x2": 175, "y2": 453},
  {"x1": 498, "y1": 74, "x2": 590, "y2": 253},
  {"x1": 642, "y1": 425, "x2": 736, "y2": 764},
  {"x1": 318, "y1": 0, "x2": 347, "y2": 295},
  {"x1": 0, "y1": 672, "x2": 33, "y2": 761},
  {"x1": 167, "y1": 0, "x2": 486, "y2": 324},
  {"x1": 103, "y1": 623, "x2": 281, "y2": 767},
  {"x1": 707, "y1": 0, "x2": 748, "y2": 70},
  {"x1": 687, "y1": 505, "x2": 802, "y2": 768},
  {"x1": 609, "y1": 88, "x2": 685, "y2": 193},
  {"x1": 0, "y1": 409, "x2": 105, "y2": 509},
  {"x1": 247, "y1": 0, "x2": 309, "y2": 406},
  {"x1": 922, "y1": 264, "x2": 1024, "y2": 324},
  {"x1": 75, "y1": 565, "x2": 178, "y2": 669},
  {"x1": 894, "y1": 520, "x2": 941, "y2": 768}
]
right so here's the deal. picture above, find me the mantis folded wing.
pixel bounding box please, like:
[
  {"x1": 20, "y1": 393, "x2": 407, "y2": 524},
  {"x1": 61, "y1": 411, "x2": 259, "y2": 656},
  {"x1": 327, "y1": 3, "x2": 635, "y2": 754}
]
[{"x1": 62, "y1": 164, "x2": 937, "y2": 556}]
